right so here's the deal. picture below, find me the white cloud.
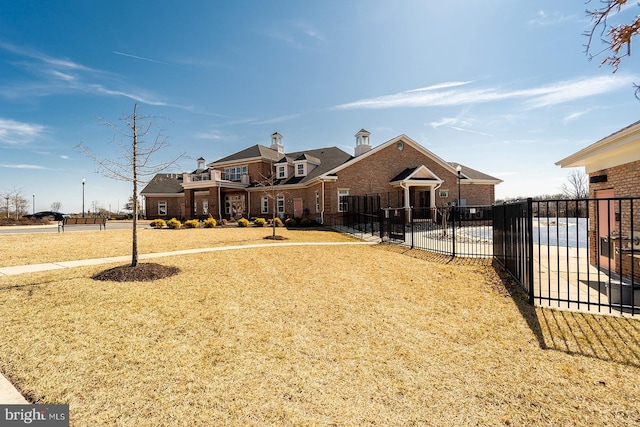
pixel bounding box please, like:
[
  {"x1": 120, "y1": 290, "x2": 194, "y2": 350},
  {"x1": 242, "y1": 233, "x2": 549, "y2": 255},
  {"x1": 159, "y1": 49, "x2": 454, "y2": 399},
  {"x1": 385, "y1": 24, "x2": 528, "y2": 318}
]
[
  {"x1": 252, "y1": 113, "x2": 302, "y2": 125},
  {"x1": 333, "y1": 75, "x2": 636, "y2": 111},
  {"x1": 0, "y1": 118, "x2": 46, "y2": 145},
  {"x1": 0, "y1": 164, "x2": 49, "y2": 169},
  {"x1": 194, "y1": 130, "x2": 223, "y2": 140},
  {"x1": 0, "y1": 42, "x2": 178, "y2": 108},
  {"x1": 529, "y1": 10, "x2": 576, "y2": 27}
]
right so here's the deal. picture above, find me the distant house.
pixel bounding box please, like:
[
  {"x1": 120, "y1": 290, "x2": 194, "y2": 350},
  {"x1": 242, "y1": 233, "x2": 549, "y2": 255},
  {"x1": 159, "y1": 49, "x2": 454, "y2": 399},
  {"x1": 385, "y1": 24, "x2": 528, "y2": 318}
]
[
  {"x1": 557, "y1": 119, "x2": 640, "y2": 286},
  {"x1": 141, "y1": 130, "x2": 502, "y2": 223}
]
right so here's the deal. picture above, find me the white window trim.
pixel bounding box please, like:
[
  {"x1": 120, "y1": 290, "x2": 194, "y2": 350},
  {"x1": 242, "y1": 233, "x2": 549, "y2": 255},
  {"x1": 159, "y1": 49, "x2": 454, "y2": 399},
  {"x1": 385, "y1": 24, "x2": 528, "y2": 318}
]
[
  {"x1": 278, "y1": 165, "x2": 287, "y2": 179},
  {"x1": 439, "y1": 190, "x2": 449, "y2": 198},
  {"x1": 202, "y1": 200, "x2": 208, "y2": 215},
  {"x1": 295, "y1": 162, "x2": 306, "y2": 177},
  {"x1": 261, "y1": 197, "x2": 269, "y2": 214},
  {"x1": 277, "y1": 196, "x2": 285, "y2": 214},
  {"x1": 338, "y1": 189, "x2": 349, "y2": 213},
  {"x1": 224, "y1": 165, "x2": 248, "y2": 181},
  {"x1": 315, "y1": 191, "x2": 320, "y2": 213},
  {"x1": 158, "y1": 201, "x2": 167, "y2": 216}
]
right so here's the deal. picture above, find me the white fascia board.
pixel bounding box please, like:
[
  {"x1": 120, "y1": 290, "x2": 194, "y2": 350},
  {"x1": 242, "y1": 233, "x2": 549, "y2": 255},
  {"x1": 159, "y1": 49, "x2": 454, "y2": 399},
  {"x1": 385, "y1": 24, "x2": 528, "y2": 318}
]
[
  {"x1": 208, "y1": 156, "x2": 264, "y2": 168},
  {"x1": 556, "y1": 121, "x2": 640, "y2": 168},
  {"x1": 319, "y1": 134, "x2": 459, "y2": 179},
  {"x1": 141, "y1": 193, "x2": 184, "y2": 197}
]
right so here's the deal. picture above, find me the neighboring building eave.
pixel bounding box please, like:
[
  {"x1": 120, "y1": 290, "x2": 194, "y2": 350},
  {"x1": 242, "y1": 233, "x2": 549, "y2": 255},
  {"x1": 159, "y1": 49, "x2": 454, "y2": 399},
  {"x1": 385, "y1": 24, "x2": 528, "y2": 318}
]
[{"x1": 556, "y1": 120, "x2": 640, "y2": 173}]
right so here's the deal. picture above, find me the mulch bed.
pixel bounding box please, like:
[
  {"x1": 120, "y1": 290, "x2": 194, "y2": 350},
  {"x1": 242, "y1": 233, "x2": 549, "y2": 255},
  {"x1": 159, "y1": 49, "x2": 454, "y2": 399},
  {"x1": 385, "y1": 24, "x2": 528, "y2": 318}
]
[{"x1": 92, "y1": 263, "x2": 180, "y2": 282}]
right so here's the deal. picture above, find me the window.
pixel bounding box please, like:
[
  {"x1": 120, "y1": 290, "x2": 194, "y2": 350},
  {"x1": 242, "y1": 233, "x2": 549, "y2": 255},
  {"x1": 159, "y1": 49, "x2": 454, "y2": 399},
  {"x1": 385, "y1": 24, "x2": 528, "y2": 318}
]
[
  {"x1": 194, "y1": 200, "x2": 197, "y2": 215},
  {"x1": 439, "y1": 190, "x2": 449, "y2": 198},
  {"x1": 202, "y1": 200, "x2": 208, "y2": 215},
  {"x1": 315, "y1": 191, "x2": 320, "y2": 213},
  {"x1": 278, "y1": 166, "x2": 286, "y2": 179},
  {"x1": 338, "y1": 189, "x2": 349, "y2": 212},
  {"x1": 158, "y1": 201, "x2": 167, "y2": 216},
  {"x1": 261, "y1": 197, "x2": 269, "y2": 214},
  {"x1": 224, "y1": 165, "x2": 247, "y2": 181},
  {"x1": 277, "y1": 196, "x2": 285, "y2": 214},
  {"x1": 296, "y1": 163, "x2": 305, "y2": 176}
]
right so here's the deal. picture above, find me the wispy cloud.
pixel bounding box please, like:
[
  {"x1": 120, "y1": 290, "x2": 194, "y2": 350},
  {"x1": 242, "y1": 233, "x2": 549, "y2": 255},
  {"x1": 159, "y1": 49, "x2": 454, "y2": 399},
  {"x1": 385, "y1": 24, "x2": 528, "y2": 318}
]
[
  {"x1": 113, "y1": 51, "x2": 170, "y2": 65},
  {"x1": 0, "y1": 42, "x2": 179, "y2": 107},
  {"x1": 430, "y1": 114, "x2": 494, "y2": 137},
  {"x1": 194, "y1": 130, "x2": 224, "y2": 140},
  {"x1": 333, "y1": 75, "x2": 636, "y2": 111},
  {"x1": 0, "y1": 164, "x2": 49, "y2": 170},
  {"x1": 529, "y1": 10, "x2": 576, "y2": 27},
  {"x1": 265, "y1": 21, "x2": 325, "y2": 49},
  {"x1": 0, "y1": 118, "x2": 46, "y2": 145},
  {"x1": 252, "y1": 113, "x2": 302, "y2": 125}
]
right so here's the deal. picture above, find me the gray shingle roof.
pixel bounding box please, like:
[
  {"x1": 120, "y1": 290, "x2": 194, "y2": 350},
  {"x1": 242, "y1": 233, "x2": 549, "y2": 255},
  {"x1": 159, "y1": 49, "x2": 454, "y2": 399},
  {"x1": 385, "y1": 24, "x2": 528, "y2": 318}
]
[
  {"x1": 211, "y1": 144, "x2": 281, "y2": 164},
  {"x1": 448, "y1": 162, "x2": 499, "y2": 181},
  {"x1": 141, "y1": 174, "x2": 184, "y2": 195}
]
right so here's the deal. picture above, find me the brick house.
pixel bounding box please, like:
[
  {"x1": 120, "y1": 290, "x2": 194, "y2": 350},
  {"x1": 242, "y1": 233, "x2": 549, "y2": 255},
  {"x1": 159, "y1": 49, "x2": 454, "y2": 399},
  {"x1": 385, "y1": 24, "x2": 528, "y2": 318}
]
[
  {"x1": 142, "y1": 130, "x2": 501, "y2": 224},
  {"x1": 556, "y1": 119, "x2": 640, "y2": 285}
]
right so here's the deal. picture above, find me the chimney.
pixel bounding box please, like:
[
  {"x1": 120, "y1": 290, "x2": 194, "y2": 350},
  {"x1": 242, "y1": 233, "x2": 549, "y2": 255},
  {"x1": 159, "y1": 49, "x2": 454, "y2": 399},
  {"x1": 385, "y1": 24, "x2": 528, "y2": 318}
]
[
  {"x1": 270, "y1": 132, "x2": 284, "y2": 154},
  {"x1": 354, "y1": 128, "x2": 371, "y2": 156}
]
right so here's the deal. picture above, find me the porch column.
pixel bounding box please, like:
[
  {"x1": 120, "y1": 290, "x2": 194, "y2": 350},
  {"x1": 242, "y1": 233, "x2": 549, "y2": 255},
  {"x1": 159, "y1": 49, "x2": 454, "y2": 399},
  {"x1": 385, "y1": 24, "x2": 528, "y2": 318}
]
[{"x1": 185, "y1": 189, "x2": 194, "y2": 220}]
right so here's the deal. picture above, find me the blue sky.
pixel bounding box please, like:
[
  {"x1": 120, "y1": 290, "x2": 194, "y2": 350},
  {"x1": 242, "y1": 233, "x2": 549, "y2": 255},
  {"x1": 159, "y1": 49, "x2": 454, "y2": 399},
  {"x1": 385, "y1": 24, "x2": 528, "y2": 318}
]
[{"x1": 1, "y1": 1, "x2": 640, "y2": 214}]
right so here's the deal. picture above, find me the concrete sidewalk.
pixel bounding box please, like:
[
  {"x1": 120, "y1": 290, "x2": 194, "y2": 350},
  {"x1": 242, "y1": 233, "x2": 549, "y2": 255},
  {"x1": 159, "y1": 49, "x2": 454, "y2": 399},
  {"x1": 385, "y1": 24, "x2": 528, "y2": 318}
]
[{"x1": 0, "y1": 240, "x2": 376, "y2": 403}]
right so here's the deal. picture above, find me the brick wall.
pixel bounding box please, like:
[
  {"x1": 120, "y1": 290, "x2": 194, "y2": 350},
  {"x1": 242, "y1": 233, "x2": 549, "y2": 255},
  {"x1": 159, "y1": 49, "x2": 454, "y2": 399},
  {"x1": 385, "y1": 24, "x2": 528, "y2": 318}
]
[
  {"x1": 587, "y1": 160, "x2": 640, "y2": 281},
  {"x1": 144, "y1": 196, "x2": 184, "y2": 219}
]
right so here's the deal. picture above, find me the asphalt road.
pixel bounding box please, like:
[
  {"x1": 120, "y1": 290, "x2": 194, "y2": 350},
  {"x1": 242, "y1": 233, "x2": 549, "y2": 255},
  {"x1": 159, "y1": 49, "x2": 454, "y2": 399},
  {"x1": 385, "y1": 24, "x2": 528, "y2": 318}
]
[{"x1": 0, "y1": 221, "x2": 151, "y2": 235}]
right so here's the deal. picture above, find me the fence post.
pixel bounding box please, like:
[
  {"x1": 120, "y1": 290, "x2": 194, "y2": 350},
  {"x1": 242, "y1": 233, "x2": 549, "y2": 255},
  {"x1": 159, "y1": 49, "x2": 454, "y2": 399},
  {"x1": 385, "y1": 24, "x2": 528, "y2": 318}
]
[
  {"x1": 452, "y1": 206, "x2": 456, "y2": 257},
  {"x1": 410, "y1": 207, "x2": 414, "y2": 249},
  {"x1": 527, "y1": 198, "x2": 534, "y2": 305}
]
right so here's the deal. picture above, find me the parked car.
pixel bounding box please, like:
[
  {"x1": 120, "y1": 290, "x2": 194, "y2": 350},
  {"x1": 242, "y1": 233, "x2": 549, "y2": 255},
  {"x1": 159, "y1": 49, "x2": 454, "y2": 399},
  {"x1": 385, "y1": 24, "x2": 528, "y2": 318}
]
[{"x1": 22, "y1": 211, "x2": 70, "y2": 221}]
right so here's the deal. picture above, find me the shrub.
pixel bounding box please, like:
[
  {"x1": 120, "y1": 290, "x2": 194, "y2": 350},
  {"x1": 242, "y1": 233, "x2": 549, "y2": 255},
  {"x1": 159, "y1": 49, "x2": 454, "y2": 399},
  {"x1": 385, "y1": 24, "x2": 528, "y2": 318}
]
[
  {"x1": 300, "y1": 218, "x2": 314, "y2": 227},
  {"x1": 184, "y1": 219, "x2": 200, "y2": 228},
  {"x1": 254, "y1": 217, "x2": 266, "y2": 227},
  {"x1": 237, "y1": 217, "x2": 249, "y2": 227},
  {"x1": 285, "y1": 218, "x2": 297, "y2": 227},
  {"x1": 167, "y1": 218, "x2": 182, "y2": 229},
  {"x1": 274, "y1": 217, "x2": 283, "y2": 227},
  {"x1": 150, "y1": 219, "x2": 166, "y2": 229},
  {"x1": 203, "y1": 217, "x2": 217, "y2": 228}
]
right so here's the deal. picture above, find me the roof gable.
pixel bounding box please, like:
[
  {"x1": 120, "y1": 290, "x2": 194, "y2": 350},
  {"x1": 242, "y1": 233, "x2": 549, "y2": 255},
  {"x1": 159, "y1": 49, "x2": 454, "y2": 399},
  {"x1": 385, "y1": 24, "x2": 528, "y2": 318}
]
[
  {"x1": 321, "y1": 134, "x2": 501, "y2": 183},
  {"x1": 556, "y1": 120, "x2": 640, "y2": 173}
]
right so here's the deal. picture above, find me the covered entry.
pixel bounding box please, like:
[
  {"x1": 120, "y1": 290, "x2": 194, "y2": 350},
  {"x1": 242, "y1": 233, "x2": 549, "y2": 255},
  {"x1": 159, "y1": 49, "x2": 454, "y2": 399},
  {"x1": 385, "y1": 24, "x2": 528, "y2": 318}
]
[{"x1": 389, "y1": 165, "x2": 443, "y2": 220}]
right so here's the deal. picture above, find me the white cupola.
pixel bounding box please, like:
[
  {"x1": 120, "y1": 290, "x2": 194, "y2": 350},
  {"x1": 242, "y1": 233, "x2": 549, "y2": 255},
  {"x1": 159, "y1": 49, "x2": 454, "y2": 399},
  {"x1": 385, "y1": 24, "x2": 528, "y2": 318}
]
[
  {"x1": 270, "y1": 132, "x2": 284, "y2": 154},
  {"x1": 355, "y1": 128, "x2": 371, "y2": 156},
  {"x1": 197, "y1": 157, "x2": 206, "y2": 170}
]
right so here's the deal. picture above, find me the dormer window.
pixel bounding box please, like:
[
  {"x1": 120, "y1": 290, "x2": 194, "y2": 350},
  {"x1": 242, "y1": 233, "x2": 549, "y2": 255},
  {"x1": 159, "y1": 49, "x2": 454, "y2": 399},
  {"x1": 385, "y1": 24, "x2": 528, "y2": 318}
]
[
  {"x1": 296, "y1": 163, "x2": 305, "y2": 177},
  {"x1": 278, "y1": 165, "x2": 287, "y2": 179}
]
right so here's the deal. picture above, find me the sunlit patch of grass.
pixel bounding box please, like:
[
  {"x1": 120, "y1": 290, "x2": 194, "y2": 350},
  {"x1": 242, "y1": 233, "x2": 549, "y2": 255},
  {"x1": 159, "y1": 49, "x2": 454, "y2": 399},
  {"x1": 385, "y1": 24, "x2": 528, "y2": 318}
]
[{"x1": 0, "y1": 241, "x2": 639, "y2": 425}]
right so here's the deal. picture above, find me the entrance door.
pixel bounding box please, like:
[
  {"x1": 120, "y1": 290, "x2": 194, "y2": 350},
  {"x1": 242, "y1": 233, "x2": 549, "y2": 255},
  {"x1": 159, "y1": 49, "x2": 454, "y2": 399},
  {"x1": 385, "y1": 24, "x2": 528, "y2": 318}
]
[
  {"x1": 293, "y1": 199, "x2": 303, "y2": 218},
  {"x1": 596, "y1": 189, "x2": 615, "y2": 269},
  {"x1": 415, "y1": 190, "x2": 431, "y2": 220}
]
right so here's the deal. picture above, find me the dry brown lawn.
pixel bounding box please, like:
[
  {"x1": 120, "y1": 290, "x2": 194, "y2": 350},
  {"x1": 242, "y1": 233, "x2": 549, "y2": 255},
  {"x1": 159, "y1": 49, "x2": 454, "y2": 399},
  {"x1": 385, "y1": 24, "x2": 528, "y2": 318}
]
[
  {"x1": 0, "y1": 226, "x2": 358, "y2": 267},
  {"x1": 1, "y1": 231, "x2": 640, "y2": 426}
]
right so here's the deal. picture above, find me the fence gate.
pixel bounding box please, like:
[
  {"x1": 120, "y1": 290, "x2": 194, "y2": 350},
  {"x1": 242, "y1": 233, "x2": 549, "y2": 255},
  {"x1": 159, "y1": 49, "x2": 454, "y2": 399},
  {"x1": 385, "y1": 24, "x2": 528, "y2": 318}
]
[{"x1": 383, "y1": 207, "x2": 407, "y2": 242}]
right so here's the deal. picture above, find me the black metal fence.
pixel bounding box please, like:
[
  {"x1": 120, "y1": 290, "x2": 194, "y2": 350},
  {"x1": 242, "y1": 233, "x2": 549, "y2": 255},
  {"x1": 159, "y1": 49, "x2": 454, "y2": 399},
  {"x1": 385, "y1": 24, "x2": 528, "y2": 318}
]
[
  {"x1": 337, "y1": 194, "x2": 640, "y2": 316},
  {"x1": 498, "y1": 198, "x2": 639, "y2": 315},
  {"x1": 338, "y1": 196, "x2": 494, "y2": 258}
]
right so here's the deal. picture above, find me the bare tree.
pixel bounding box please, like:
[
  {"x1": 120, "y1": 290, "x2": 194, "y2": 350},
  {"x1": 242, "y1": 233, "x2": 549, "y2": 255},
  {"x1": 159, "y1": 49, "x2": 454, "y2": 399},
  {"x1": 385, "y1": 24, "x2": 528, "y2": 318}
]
[
  {"x1": 561, "y1": 170, "x2": 589, "y2": 199},
  {"x1": 78, "y1": 104, "x2": 184, "y2": 266},
  {"x1": 585, "y1": 1, "x2": 640, "y2": 94},
  {"x1": 50, "y1": 201, "x2": 63, "y2": 212},
  {"x1": 254, "y1": 160, "x2": 286, "y2": 238}
]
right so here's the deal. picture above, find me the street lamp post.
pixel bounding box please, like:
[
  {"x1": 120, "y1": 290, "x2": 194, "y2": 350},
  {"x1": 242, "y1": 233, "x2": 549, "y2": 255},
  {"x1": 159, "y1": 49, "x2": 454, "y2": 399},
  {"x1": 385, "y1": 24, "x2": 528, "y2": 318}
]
[
  {"x1": 456, "y1": 165, "x2": 462, "y2": 228},
  {"x1": 82, "y1": 178, "x2": 86, "y2": 218},
  {"x1": 32, "y1": 193, "x2": 35, "y2": 214},
  {"x1": 4, "y1": 195, "x2": 9, "y2": 218}
]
